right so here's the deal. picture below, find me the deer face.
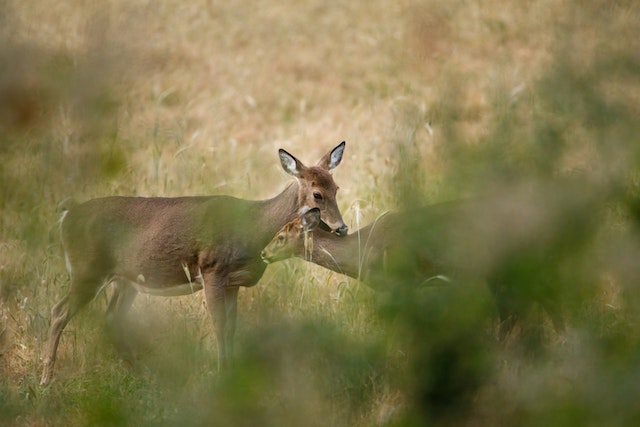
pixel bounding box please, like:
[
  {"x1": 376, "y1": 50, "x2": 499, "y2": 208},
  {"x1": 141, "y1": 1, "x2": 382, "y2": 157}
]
[
  {"x1": 279, "y1": 141, "x2": 348, "y2": 236},
  {"x1": 261, "y1": 208, "x2": 320, "y2": 263}
]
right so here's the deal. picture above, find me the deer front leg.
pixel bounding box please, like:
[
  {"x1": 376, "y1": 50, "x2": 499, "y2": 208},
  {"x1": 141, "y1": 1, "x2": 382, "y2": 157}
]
[
  {"x1": 223, "y1": 286, "x2": 239, "y2": 360},
  {"x1": 202, "y1": 271, "x2": 231, "y2": 371},
  {"x1": 105, "y1": 283, "x2": 138, "y2": 364}
]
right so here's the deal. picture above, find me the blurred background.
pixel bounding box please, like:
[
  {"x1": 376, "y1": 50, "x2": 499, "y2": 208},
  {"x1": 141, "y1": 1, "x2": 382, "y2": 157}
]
[{"x1": 1, "y1": 0, "x2": 639, "y2": 425}]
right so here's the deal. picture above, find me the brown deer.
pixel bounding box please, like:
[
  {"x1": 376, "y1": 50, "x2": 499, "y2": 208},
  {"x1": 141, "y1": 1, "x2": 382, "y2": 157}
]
[
  {"x1": 260, "y1": 206, "x2": 452, "y2": 290},
  {"x1": 261, "y1": 197, "x2": 574, "y2": 339},
  {"x1": 41, "y1": 142, "x2": 348, "y2": 385}
]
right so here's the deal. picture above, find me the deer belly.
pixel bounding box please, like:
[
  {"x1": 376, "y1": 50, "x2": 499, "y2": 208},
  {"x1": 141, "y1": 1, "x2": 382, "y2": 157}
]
[{"x1": 128, "y1": 268, "x2": 204, "y2": 296}]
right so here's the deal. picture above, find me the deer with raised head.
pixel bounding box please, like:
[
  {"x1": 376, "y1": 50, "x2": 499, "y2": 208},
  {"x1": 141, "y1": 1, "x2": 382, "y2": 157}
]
[{"x1": 41, "y1": 142, "x2": 348, "y2": 385}]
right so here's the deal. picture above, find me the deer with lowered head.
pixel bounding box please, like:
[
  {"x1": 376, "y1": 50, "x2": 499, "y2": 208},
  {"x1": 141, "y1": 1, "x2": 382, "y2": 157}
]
[
  {"x1": 41, "y1": 142, "x2": 348, "y2": 385},
  {"x1": 261, "y1": 195, "x2": 575, "y2": 339},
  {"x1": 260, "y1": 205, "x2": 452, "y2": 290}
]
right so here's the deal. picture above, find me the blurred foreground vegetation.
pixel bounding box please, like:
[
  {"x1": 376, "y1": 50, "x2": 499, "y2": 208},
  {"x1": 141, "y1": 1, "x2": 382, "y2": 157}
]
[{"x1": 1, "y1": 0, "x2": 640, "y2": 426}]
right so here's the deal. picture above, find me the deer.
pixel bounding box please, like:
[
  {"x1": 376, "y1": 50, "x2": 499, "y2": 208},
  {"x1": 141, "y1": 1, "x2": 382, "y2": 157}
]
[
  {"x1": 260, "y1": 198, "x2": 573, "y2": 340},
  {"x1": 40, "y1": 141, "x2": 348, "y2": 385},
  {"x1": 260, "y1": 206, "x2": 452, "y2": 291}
]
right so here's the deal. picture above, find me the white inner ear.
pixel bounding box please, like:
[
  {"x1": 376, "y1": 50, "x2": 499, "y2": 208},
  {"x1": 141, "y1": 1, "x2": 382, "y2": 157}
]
[
  {"x1": 329, "y1": 145, "x2": 344, "y2": 170},
  {"x1": 302, "y1": 211, "x2": 320, "y2": 229},
  {"x1": 280, "y1": 152, "x2": 299, "y2": 175}
]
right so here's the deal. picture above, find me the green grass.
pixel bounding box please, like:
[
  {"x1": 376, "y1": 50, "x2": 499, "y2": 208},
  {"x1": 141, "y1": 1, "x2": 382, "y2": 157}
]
[{"x1": 2, "y1": 0, "x2": 640, "y2": 425}]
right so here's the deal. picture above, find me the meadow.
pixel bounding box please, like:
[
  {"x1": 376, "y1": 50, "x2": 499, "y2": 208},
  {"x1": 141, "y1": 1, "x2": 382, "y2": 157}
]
[{"x1": 1, "y1": 0, "x2": 640, "y2": 425}]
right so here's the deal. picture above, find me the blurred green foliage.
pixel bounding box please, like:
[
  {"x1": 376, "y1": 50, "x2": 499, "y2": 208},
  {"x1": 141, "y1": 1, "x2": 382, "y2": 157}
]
[
  {"x1": 1, "y1": 0, "x2": 640, "y2": 426},
  {"x1": 384, "y1": 3, "x2": 640, "y2": 425}
]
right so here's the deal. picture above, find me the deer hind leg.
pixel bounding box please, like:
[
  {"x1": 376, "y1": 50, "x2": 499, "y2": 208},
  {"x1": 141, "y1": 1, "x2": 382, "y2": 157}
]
[
  {"x1": 538, "y1": 292, "x2": 565, "y2": 337},
  {"x1": 40, "y1": 277, "x2": 98, "y2": 385},
  {"x1": 493, "y1": 288, "x2": 519, "y2": 341},
  {"x1": 106, "y1": 282, "x2": 138, "y2": 364}
]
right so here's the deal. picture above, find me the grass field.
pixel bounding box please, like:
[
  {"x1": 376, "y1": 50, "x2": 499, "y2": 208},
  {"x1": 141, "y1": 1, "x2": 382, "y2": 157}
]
[{"x1": 1, "y1": 0, "x2": 640, "y2": 425}]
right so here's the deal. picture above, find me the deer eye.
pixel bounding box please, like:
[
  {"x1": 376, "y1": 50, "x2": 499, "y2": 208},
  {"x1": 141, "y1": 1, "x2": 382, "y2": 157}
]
[
  {"x1": 277, "y1": 235, "x2": 285, "y2": 243},
  {"x1": 313, "y1": 192, "x2": 323, "y2": 200}
]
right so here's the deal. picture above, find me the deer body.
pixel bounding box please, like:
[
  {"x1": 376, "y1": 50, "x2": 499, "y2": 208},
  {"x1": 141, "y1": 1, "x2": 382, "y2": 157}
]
[
  {"x1": 261, "y1": 204, "x2": 453, "y2": 290},
  {"x1": 62, "y1": 195, "x2": 288, "y2": 294},
  {"x1": 41, "y1": 142, "x2": 348, "y2": 385},
  {"x1": 261, "y1": 198, "x2": 571, "y2": 338}
]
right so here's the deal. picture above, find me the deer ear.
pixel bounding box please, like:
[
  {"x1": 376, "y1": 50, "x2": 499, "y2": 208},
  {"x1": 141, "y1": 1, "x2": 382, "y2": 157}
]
[
  {"x1": 301, "y1": 208, "x2": 321, "y2": 230},
  {"x1": 317, "y1": 141, "x2": 345, "y2": 171},
  {"x1": 279, "y1": 149, "x2": 304, "y2": 176}
]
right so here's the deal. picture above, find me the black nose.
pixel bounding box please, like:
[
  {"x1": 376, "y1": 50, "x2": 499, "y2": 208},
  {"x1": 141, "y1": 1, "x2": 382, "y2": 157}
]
[{"x1": 336, "y1": 224, "x2": 348, "y2": 236}]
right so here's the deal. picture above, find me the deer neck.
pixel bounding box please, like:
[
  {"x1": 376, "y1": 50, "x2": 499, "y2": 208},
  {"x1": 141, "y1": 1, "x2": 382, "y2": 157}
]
[
  {"x1": 307, "y1": 228, "x2": 364, "y2": 280},
  {"x1": 256, "y1": 182, "x2": 303, "y2": 244}
]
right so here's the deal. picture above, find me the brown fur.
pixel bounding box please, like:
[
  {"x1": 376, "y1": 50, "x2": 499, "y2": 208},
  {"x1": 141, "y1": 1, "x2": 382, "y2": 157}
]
[{"x1": 41, "y1": 142, "x2": 348, "y2": 385}]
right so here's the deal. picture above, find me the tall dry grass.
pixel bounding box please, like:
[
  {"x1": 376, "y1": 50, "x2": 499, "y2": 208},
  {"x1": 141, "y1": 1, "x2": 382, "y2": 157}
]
[{"x1": 1, "y1": 0, "x2": 639, "y2": 425}]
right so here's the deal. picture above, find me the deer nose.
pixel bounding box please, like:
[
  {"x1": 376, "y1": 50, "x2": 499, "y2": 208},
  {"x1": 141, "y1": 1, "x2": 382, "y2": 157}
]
[{"x1": 335, "y1": 224, "x2": 348, "y2": 236}]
